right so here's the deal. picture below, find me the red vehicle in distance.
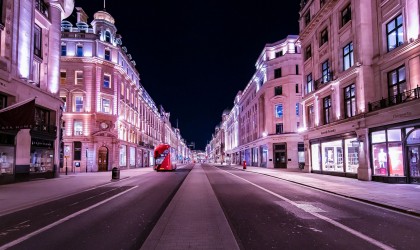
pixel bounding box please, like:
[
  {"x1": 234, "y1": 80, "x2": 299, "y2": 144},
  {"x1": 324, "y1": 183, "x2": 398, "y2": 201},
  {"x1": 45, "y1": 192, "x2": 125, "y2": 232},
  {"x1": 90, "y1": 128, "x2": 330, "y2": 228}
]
[{"x1": 154, "y1": 144, "x2": 177, "y2": 171}]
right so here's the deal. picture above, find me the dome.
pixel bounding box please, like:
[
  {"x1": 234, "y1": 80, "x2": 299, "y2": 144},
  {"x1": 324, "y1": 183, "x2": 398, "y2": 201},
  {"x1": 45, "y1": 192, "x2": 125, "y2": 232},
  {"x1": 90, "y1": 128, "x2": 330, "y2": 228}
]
[{"x1": 93, "y1": 10, "x2": 115, "y2": 24}]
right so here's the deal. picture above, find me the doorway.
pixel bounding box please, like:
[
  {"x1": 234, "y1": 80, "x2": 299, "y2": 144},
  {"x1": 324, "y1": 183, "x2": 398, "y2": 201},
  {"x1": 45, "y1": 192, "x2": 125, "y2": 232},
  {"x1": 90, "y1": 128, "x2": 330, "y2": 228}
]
[
  {"x1": 408, "y1": 146, "x2": 420, "y2": 183},
  {"x1": 98, "y1": 147, "x2": 108, "y2": 171},
  {"x1": 274, "y1": 143, "x2": 287, "y2": 168}
]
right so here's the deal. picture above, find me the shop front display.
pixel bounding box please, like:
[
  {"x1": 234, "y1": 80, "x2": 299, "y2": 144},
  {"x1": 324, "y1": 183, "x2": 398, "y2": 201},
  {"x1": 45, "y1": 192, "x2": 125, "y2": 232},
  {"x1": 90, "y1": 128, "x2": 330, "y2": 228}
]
[
  {"x1": 260, "y1": 145, "x2": 268, "y2": 168},
  {"x1": 30, "y1": 138, "x2": 54, "y2": 175},
  {"x1": 119, "y1": 145, "x2": 127, "y2": 167},
  {"x1": 130, "y1": 146, "x2": 135, "y2": 168}
]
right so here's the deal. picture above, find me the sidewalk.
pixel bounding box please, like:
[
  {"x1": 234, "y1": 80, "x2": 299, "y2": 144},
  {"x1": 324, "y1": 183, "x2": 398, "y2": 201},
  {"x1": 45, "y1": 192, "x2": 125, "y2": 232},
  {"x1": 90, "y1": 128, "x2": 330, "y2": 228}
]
[
  {"x1": 141, "y1": 164, "x2": 239, "y2": 250},
  {"x1": 223, "y1": 164, "x2": 420, "y2": 217},
  {"x1": 0, "y1": 167, "x2": 154, "y2": 216}
]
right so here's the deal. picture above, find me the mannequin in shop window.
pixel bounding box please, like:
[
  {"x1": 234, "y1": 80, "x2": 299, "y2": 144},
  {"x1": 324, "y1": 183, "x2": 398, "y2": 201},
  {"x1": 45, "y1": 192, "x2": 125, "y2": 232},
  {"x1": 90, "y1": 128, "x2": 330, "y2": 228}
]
[{"x1": 378, "y1": 148, "x2": 387, "y2": 169}]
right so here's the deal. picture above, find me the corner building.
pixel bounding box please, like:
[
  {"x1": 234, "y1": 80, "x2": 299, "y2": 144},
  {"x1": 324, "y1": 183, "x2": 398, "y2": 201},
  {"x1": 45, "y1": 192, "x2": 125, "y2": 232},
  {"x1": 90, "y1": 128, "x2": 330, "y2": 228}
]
[
  {"x1": 220, "y1": 36, "x2": 304, "y2": 169},
  {"x1": 0, "y1": 0, "x2": 74, "y2": 184},
  {"x1": 299, "y1": 0, "x2": 420, "y2": 183},
  {"x1": 60, "y1": 7, "x2": 182, "y2": 172}
]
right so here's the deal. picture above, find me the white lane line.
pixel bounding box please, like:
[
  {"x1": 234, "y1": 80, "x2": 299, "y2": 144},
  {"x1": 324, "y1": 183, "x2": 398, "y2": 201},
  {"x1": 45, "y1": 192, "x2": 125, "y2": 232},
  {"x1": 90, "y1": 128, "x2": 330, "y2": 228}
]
[
  {"x1": 215, "y1": 167, "x2": 395, "y2": 250},
  {"x1": 0, "y1": 186, "x2": 138, "y2": 250}
]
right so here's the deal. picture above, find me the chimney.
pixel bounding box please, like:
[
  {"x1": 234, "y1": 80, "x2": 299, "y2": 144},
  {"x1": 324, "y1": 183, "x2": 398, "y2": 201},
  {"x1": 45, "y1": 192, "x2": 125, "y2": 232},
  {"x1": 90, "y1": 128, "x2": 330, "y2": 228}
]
[{"x1": 75, "y1": 7, "x2": 88, "y2": 23}]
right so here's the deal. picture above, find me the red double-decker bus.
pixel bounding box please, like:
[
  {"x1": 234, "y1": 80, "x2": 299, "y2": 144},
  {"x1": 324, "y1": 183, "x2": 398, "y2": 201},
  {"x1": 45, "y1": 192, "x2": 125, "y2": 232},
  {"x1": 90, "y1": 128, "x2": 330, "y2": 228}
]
[{"x1": 154, "y1": 144, "x2": 177, "y2": 171}]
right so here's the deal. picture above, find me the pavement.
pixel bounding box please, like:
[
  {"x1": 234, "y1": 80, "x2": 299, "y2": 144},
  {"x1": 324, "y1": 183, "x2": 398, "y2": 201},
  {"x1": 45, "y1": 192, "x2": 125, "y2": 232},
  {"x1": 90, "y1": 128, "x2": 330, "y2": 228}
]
[{"x1": 1, "y1": 163, "x2": 420, "y2": 249}]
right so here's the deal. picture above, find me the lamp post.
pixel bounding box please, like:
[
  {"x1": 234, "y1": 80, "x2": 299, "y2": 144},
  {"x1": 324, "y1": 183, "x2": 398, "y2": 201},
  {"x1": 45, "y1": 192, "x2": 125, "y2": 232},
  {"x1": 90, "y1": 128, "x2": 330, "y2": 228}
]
[{"x1": 85, "y1": 148, "x2": 88, "y2": 173}]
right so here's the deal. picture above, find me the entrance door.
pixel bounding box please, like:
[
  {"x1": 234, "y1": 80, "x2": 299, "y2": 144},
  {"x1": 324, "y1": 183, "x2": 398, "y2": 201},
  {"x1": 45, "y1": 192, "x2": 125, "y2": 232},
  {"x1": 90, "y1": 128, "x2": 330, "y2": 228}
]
[
  {"x1": 408, "y1": 146, "x2": 420, "y2": 183},
  {"x1": 98, "y1": 147, "x2": 108, "y2": 171},
  {"x1": 274, "y1": 144, "x2": 287, "y2": 168}
]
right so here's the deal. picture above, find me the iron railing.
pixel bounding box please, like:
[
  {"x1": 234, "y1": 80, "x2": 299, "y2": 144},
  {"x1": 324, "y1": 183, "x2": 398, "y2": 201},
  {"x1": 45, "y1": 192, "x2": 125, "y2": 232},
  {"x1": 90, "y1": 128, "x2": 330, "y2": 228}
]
[{"x1": 368, "y1": 86, "x2": 420, "y2": 112}]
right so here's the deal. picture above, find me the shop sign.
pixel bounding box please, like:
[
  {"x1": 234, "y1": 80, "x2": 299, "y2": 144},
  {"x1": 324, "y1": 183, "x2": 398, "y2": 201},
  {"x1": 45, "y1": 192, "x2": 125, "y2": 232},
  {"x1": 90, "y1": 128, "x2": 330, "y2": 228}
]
[
  {"x1": 393, "y1": 112, "x2": 412, "y2": 119},
  {"x1": 31, "y1": 138, "x2": 53, "y2": 148},
  {"x1": 321, "y1": 129, "x2": 336, "y2": 135}
]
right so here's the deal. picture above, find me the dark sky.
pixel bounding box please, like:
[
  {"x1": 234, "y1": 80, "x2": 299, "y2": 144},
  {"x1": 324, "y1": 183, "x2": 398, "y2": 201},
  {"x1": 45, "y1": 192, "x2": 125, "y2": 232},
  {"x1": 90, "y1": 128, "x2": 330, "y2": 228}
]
[{"x1": 74, "y1": 0, "x2": 301, "y2": 150}]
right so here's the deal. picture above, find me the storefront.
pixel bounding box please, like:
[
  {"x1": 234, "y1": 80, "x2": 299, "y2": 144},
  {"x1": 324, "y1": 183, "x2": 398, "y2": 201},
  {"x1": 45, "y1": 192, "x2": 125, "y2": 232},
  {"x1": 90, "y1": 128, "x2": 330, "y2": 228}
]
[
  {"x1": 30, "y1": 138, "x2": 55, "y2": 178},
  {"x1": 129, "y1": 146, "x2": 135, "y2": 168},
  {"x1": 310, "y1": 133, "x2": 359, "y2": 178},
  {"x1": 119, "y1": 145, "x2": 127, "y2": 168},
  {"x1": 0, "y1": 133, "x2": 16, "y2": 184},
  {"x1": 370, "y1": 122, "x2": 420, "y2": 184},
  {"x1": 260, "y1": 145, "x2": 268, "y2": 168},
  {"x1": 252, "y1": 147, "x2": 258, "y2": 166}
]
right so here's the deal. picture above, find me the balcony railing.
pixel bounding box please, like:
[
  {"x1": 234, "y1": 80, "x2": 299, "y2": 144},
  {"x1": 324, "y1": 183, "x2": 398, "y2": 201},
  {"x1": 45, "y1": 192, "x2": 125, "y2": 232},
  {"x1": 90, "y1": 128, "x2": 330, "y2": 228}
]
[
  {"x1": 314, "y1": 72, "x2": 333, "y2": 89},
  {"x1": 368, "y1": 86, "x2": 420, "y2": 112},
  {"x1": 35, "y1": 0, "x2": 49, "y2": 19}
]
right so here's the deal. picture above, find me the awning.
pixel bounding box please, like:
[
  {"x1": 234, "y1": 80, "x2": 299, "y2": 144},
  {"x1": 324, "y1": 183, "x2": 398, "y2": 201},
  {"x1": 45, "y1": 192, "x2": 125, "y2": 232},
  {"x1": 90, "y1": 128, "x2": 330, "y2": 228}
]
[{"x1": 0, "y1": 98, "x2": 35, "y2": 130}]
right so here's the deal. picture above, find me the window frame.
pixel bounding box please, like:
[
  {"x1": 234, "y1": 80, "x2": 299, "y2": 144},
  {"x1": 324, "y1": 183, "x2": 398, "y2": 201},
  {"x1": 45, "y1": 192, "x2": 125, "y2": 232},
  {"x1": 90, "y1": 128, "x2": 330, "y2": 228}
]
[
  {"x1": 104, "y1": 49, "x2": 111, "y2": 61},
  {"x1": 386, "y1": 14, "x2": 404, "y2": 52},
  {"x1": 103, "y1": 74, "x2": 111, "y2": 88},
  {"x1": 76, "y1": 44, "x2": 83, "y2": 57},
  {"x1": 61, "y1": 44, "x2": 67, "y2": 56},
  {"x1": 74, "y1": 95, "x2": 84, "y2": 112},
  {"x1": 101, "y1": 98, "x2": 111, "y2": 113},
  {"x1": 73, "y1": 120, "x2": 83, "y2": 136},
  {"x1": 274, "y1": 86, "x2": 283, "y2": 96},
  {"x1": 322, "y1": 60, "x2": 330, "y2": 83},
  {"x1": 33, "y1": 24, "x2": 42, "y2": 58},
  {"x1": 344, "y1": 84, "x2": 356, "y2": 118},
  {"x1": 75, "y1": 70, "x2": 83, "y2": 85},
  {"x1": 341, "y1": 4, "x2": 352, "y2": 27},
  {"x1": 60, "y1": 70, "x2": 66, "y2": 85},
  {"x1": 306, "y1": 73, "x2": 313, "y2": 94},
  {"x1": 275, "y1": 123, "x2": 284, "y2": 134},
  {"x1": 274, "y1": 68, "x2": 282, "y2": 79},
  {"x1": 305, "y1": 45, "x2": 312, "y2": 61},
  {"x1": 387, "y1": 65, "x2": 406, "y2": 98},
  {"x1": 343, "y1": 42, "x2": 354, "y2": 71},
  {"x1": 320, "y1": 28, "x2": 328, "y2": 46},
  {"x1": 323, "y1": 96, "x2": 332, "y2": 124}
]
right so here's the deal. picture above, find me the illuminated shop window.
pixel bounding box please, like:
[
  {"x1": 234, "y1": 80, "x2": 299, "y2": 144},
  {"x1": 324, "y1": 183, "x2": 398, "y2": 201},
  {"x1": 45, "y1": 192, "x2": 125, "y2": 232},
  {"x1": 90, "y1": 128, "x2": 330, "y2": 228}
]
[
  {"x1": 311, "y1": 144, "x2": 321, "y2": 171},
  {"x1": 322, "y1": 140, "x2": 343, "y2": 172},
  {"x1": 371, "y1": 129, "x2": 404, "y2": 177},
  {"x1": 344, "y1": 139, "x2": 359, "y2": 173},
  {"x1": 386, "y1": 14, "x2": 403, "y2": 52}
]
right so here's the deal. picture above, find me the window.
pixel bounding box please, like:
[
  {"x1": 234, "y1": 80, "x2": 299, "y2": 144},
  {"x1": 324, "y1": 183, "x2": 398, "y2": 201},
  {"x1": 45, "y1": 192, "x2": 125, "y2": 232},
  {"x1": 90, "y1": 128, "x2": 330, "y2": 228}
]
[
  {"x1": 298, "y1": 143, "x2": 305, "y2": 163},
  {"x1": 321, "y1": 60, "x2": 330, "y2": 83},
  {"x1": 274, "y1": 86, "x2": 282, "y2": 96},
  {"x1": 276, "y1": 123, "x2": 284, "y2": 134},
  {"x1": 75, "y1": 71, "x2": 83, "y2": 85},
  {"x1": 74, "y1": 141, "x2": 82, "y2": 160},
  {"x1": 32, "y1": 60, "x2": 40, "y2": 87},
  {"x1": 105, "y1": 49, "x2": 111, "y2": 61},
  {"x1": 275, "y1": 51, "x2": 283, "y2": 57},
  {"x1": 76, "y1": 45, "x2": 83, "y2": 57},
  {"x1": 102, "y1": 98, "x2": 110, "y2": 113},
  {"x1": 61, "y1": 96, "x2": 67, "y2": 112},
  {"x1": 320, "y1": 0, "x2": 325, "y2": 8},
  {"x1": 323, "y1": 96, "x2": 332, "y2": 124},
  {"x1": 387, "y1": 14, "x2": 403, "y2": 52},
  {"x1": 0, "y1": 94, "x2": 7, "y2": 110},
  {"x1": 105, "y1": 31, "x2": 111, "y2": 43},
  {"x1": 274, "y1": 68, "x2": 282, "y2": 78},
  {"x1": 343, "y1": 42, "x2": 354, "y2": 70},
  {"x1": 60, "y1": 70, "x2": 66, "y2": 85},
  {"x1": 296, "y1": 84, "x2": 299, "y2": 93},
  {"x1": 305, "y1": 45, "x2": 312, "y2": 60},
  {"x1": 341, "y1": 4, "x2": 351, "y2": 27},
  {"x1": 388, "y1": 66, "x2": 407, "y2": 99},
  {"x1": 275, "y1": 104, "x2": 283, "y2": 118},
  {"x1": 73, "y1": 120, "x2": 83, "y2": 136},
  {"x1": 320, "y1": 28, "x2": 328, "y2": 46},
  {"x1": 296, "y1": 65, "x2": 299, "y2": 75},
  {"x1": 296, "y1": 103, "x2": 300, "y2": 116},
  {"x1": 74, "y1": 96, "x2": 83, "y2": 112},
  {"x1": 308, "y1": 105, "x2": 315, "y2": 128},
  {"x1": 61, "y1": 44, "x2": 67, "y2": 56},
  {"x1": 103, "y1": 74, "x2": 111, "y2": 88},
  {"x1": 34, "y1": 24, "x2": 42, "y2": 58},
  {"x1": 344, "y1": 84, "x2": 356, "y2": 118},
  {"x1": 306, "y1": 73, "x2": 313, "y2": 94},
  {"x1": 304, "y1": 11, "x2": 311, "y2": 26}
]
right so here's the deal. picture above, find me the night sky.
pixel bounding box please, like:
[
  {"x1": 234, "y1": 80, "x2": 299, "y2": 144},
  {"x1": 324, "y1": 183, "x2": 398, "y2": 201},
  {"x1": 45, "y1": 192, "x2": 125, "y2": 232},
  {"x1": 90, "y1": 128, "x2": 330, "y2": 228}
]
[{"x1": 73, "y1": 0, "x2": 301, "y2": 150}]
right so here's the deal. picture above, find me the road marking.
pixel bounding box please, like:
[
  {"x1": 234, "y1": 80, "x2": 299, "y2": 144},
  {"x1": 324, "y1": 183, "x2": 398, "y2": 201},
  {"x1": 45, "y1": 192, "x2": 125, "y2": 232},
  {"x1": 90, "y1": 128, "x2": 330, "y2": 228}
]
[
  {"x1": 0, "y1": 186, "x2": 138, "y2": 250},
  {"x1": 215, "y1": 167, "x2": 395, "y2": 250}
]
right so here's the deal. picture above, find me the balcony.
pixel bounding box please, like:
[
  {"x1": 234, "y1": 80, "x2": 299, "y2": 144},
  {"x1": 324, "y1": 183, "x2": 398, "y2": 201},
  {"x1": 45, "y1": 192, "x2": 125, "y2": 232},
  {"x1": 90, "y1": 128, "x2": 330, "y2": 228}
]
[
  {"x1": 368, "y1": 86, "x2": 420, "y2": 112},
  {"x1": 35, "y1": 0, "x2": 49, "y2": 19},
  {"x1": 314, "y1": 72, "x2": 333, "y2": 89}
]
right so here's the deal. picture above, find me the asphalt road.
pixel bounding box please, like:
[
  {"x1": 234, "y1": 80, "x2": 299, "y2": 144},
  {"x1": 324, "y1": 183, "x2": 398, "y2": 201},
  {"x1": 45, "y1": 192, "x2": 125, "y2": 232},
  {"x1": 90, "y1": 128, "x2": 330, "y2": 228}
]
[
  {"x1": 203, "y1": 164, "x2": 420, "y2": 250},
  {"x1": 0, "y1": 164, "x2": 193, "y2": 250}
]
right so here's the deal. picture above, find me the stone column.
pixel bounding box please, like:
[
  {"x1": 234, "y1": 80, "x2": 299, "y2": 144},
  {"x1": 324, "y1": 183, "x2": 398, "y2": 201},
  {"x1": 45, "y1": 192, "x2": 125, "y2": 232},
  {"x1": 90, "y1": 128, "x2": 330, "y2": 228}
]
[
  {"x1": 357, "y1": 128, "x2": 371, "y2": 181},
  {"x1": 46, "y1": 3, "x2": 62, "y2": 94}
]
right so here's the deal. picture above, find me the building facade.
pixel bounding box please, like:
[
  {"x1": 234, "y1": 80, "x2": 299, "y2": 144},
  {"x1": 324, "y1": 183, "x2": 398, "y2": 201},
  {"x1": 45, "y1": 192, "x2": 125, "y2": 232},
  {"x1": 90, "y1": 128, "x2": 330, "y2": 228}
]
[
  {"x1": 299, "y1": 0, "x2": 420, "y2": 183},
  {"x1": 0, "y1": 0, "x2": 74, "y2": 184},
  {"x1": 60, "y1": 7, "x2": 188, "y2": 173},
  {"x1": 210, "y1": 36, "x2": 304, "y2": 169}
]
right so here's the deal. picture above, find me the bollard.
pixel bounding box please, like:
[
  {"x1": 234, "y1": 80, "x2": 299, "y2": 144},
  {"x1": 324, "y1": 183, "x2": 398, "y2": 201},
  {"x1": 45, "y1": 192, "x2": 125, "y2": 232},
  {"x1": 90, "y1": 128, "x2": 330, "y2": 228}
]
[
  {"x1": 112, "y1": 167, "x2": 120, "y2": 180},
  {"x1": 243, "y1": 160, "x2": 247, "y2": 170}
]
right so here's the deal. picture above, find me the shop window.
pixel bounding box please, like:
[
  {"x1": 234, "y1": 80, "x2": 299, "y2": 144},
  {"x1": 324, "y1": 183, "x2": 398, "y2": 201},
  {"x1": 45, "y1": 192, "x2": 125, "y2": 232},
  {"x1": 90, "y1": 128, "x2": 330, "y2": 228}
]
[
  {"x1": 119, "y1": 145, "x2": 126, "y2": 166},
  {"x1": 311, "y1": 144, "x2": 321, "y2": 171},
  {"x1": 341, "y1": 4, "x2": 351, "y2": 27},
  {"x1": 407, "y1": 128, "x2": 420, "y2": 144},
  {"x1": 387, "y1": 129, "x2": 402, "y2": 142},
  {"x1": 371, "y1": 128, "x2": 404, "y2": 177},
  {"x1": 130, "y1": 147, "x2": 135, "y2": 167},
  {"x1": 73, "y1": 120, "x2": 83, "y2": 135},
  {"x1": 30, "y1": 138, "x2": 54, "y2": 173},
  {"x1": 372, "y1": 143, "x2": 388, "y2": 176},
  {"x1": 343, "y1": 42, "x2": 354, "y2": 70},
  {"x1": 75, "y1": 71, "x2": 83, "y2": 85},
  {"x1": 344, "y1": 139, "x2": 359, "y2": 173},
  {"x1": 298, "y1": 143, "x2": 305, "y2": 163},
  {"x1": 388, "y1": 142, "x2": 404, "y2": 176},
  {"x1": 260, "y1": 145, "x2": 268, "y2": 168},
  {"x1": 372, "y1": 130, "x2": 386, "y2": 143},
  {"x1": 73, "y1": 141, "x2": 82, "y2": 160},
  {"x1": 386, "y1": 14, "x2": 403, "y2": 52},
  {"x1": 388, "y1": 66, "x2": 406, "y2": 99},
  {"x1": 275, "y1": 104, "x2": 283, "y2": 118},
  {"x1": 321, "y1": 140, "x2": 343, "y2": 172},
  {"x1": 0, "y1": 134, "x2": 15, "y2": 175}
]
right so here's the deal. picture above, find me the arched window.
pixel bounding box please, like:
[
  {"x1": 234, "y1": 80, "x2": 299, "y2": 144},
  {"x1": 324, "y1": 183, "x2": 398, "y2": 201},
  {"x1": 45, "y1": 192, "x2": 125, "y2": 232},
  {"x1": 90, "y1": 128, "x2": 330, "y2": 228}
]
[{"x1": 105, "y1": 31, "x2": 111, "y2": 43}]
